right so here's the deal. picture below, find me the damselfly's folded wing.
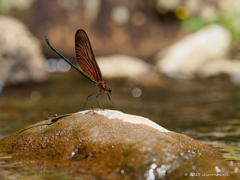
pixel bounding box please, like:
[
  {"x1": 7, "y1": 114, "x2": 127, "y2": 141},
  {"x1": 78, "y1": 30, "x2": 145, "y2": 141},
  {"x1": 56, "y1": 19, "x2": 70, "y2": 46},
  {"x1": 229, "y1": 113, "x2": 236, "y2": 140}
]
[{"x1": 75, "y1": 30, "x2": 102, "y2": 82}]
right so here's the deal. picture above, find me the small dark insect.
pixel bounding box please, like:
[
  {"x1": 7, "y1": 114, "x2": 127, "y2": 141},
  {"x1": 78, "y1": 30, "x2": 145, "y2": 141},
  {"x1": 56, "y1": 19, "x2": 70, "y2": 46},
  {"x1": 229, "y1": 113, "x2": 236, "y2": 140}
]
[{"x1": 45, "y1": 30, "x2": 116, "y2": 110}]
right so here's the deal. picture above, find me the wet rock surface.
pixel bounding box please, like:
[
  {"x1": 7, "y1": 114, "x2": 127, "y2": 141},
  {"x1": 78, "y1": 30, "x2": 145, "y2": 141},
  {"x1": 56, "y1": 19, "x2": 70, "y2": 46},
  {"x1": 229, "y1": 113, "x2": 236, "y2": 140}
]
[{"x1": 0, "y1": 110, "x2": 239, "y2": 179}]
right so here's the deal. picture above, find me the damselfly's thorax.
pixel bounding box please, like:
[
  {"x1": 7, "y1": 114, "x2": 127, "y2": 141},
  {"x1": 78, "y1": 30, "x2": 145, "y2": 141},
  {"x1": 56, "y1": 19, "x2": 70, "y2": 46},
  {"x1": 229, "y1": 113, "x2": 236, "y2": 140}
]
[{"x1": 97, "y1": 81, "x2": 112, "y2": 93}]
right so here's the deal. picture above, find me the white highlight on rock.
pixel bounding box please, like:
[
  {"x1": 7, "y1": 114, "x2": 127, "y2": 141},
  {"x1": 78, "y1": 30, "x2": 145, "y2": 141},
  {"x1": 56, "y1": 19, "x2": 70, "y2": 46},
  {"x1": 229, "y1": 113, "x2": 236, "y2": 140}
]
[{"x1": 79, "y1": 109, "x2": 170, "y2": 133}]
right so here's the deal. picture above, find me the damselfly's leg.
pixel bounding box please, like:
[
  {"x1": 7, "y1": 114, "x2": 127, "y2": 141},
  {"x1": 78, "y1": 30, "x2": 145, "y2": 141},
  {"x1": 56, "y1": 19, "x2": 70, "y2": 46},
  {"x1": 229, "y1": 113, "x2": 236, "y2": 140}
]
[
  {"x1": 83, "y1": 91, "x2": 101, "y2": 110},
  {"x1": 96, "y1": 91, "x2": 105, "y2": 109},
  {"x1": 107, "y1": 93, "x2": 117, "y2": 110}
]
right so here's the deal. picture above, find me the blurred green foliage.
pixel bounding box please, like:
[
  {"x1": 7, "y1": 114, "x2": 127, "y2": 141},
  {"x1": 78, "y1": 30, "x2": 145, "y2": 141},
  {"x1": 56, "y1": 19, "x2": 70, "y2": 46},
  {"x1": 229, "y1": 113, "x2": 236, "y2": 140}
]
[{"x1": 182, "y1": 12, "x2": 240, "y2": 41}]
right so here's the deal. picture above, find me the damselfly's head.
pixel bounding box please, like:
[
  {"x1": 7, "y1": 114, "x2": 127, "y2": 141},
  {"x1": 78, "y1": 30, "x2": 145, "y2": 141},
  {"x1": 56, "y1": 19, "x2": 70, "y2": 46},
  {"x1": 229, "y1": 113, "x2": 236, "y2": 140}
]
[{"x1": 107, "y1": 88, "x2": 112, "y2": 94}]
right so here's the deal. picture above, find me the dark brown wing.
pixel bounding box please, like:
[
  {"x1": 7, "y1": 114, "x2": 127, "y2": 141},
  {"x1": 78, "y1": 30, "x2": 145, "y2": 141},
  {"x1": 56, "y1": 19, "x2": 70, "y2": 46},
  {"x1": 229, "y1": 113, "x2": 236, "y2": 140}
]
[{"x1": 75, "y1": 29, "x2": 102, "y2": 82}]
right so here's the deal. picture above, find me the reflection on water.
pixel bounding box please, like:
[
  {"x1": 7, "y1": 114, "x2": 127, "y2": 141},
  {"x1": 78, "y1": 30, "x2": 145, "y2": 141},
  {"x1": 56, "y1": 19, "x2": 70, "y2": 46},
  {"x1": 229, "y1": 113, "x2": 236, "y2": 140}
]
[{"x1": 0, "y1": 73, "x2": 240, "y2": 159}]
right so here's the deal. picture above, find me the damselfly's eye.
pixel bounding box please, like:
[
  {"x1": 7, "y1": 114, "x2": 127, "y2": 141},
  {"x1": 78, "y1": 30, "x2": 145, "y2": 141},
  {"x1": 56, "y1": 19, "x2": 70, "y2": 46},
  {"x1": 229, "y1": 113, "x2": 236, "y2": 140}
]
[{"x1": 108, "y1": 89, "x2": 112, "y2": 93}]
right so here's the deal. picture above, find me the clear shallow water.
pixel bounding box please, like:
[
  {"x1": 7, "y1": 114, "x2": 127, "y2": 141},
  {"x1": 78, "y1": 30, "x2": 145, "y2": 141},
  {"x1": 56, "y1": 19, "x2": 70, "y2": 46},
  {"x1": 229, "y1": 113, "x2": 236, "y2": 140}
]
[{"x1": 0, "y1": 72, "x2": 240, "y2": 178}]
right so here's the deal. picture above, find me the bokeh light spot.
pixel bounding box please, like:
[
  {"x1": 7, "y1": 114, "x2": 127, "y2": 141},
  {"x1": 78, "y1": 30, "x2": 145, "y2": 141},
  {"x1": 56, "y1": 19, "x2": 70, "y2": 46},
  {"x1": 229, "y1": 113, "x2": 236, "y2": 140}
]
[
  {"x1": 132, "y1": 88, "x2": 142, "y2": 98},
  {"x1": 175, "y1": 6, "x2": 189, "y2": 20},
  {"x1": 132, "y1": 11, "x2": 147, "y2": 26},
  {"x1": 45, "y1": 58, "x2": 58, "y2": 72},
  {"x1": 31, "y1": 91, "x2": 41, "y2": 101},
  {"x1": 57, "y1": 59, "x2": 71, "y2": 72},
  {"x1": 111, "y1": 5, "x2": 130, "y2": 24}
]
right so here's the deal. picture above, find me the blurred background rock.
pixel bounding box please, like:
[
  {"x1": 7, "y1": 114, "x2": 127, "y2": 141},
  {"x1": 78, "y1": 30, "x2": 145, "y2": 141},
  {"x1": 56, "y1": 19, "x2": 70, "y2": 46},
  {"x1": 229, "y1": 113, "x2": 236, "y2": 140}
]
[
  {"x1": 1, "y1": 0, "x2": 240, "y2": 86},
  {"x1": 8, "y1": 0, "x2": 181, "y2": 59},
  {"x1": 0, "y1": 15, "x2": 48, "y2": 93}
]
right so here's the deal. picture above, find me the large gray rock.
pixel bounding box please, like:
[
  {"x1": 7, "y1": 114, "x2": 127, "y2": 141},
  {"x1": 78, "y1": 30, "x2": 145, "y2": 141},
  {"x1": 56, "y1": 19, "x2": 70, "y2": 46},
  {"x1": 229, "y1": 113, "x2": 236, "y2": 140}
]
[
  {"x1": 156, "y1": 24, "x2": 231, "y2": 79},
  {"x1": 0, "y1": 15, "x2": 48, "y2": 92}
]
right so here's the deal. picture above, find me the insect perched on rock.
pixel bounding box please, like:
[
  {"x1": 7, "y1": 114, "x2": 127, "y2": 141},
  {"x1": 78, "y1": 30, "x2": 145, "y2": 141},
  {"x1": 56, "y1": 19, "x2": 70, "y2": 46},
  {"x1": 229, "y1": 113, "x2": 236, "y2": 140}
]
[{"x1": 45, "y1": 29, "x2": 116, "y2": 110}]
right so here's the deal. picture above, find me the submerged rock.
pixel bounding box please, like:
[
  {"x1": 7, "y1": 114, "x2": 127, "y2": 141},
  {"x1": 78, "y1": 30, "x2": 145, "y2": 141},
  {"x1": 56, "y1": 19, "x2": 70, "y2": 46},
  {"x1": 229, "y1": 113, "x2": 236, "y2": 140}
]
[
  {"x1": 0, "y1": 110, "x2": 239, "y2": 179},
  {"x1": 0, "y1": 15, "x2": 48, "y2": 92},
  {"x1": 156, "y1": 24, "x2": 231, "y2": 79}
]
